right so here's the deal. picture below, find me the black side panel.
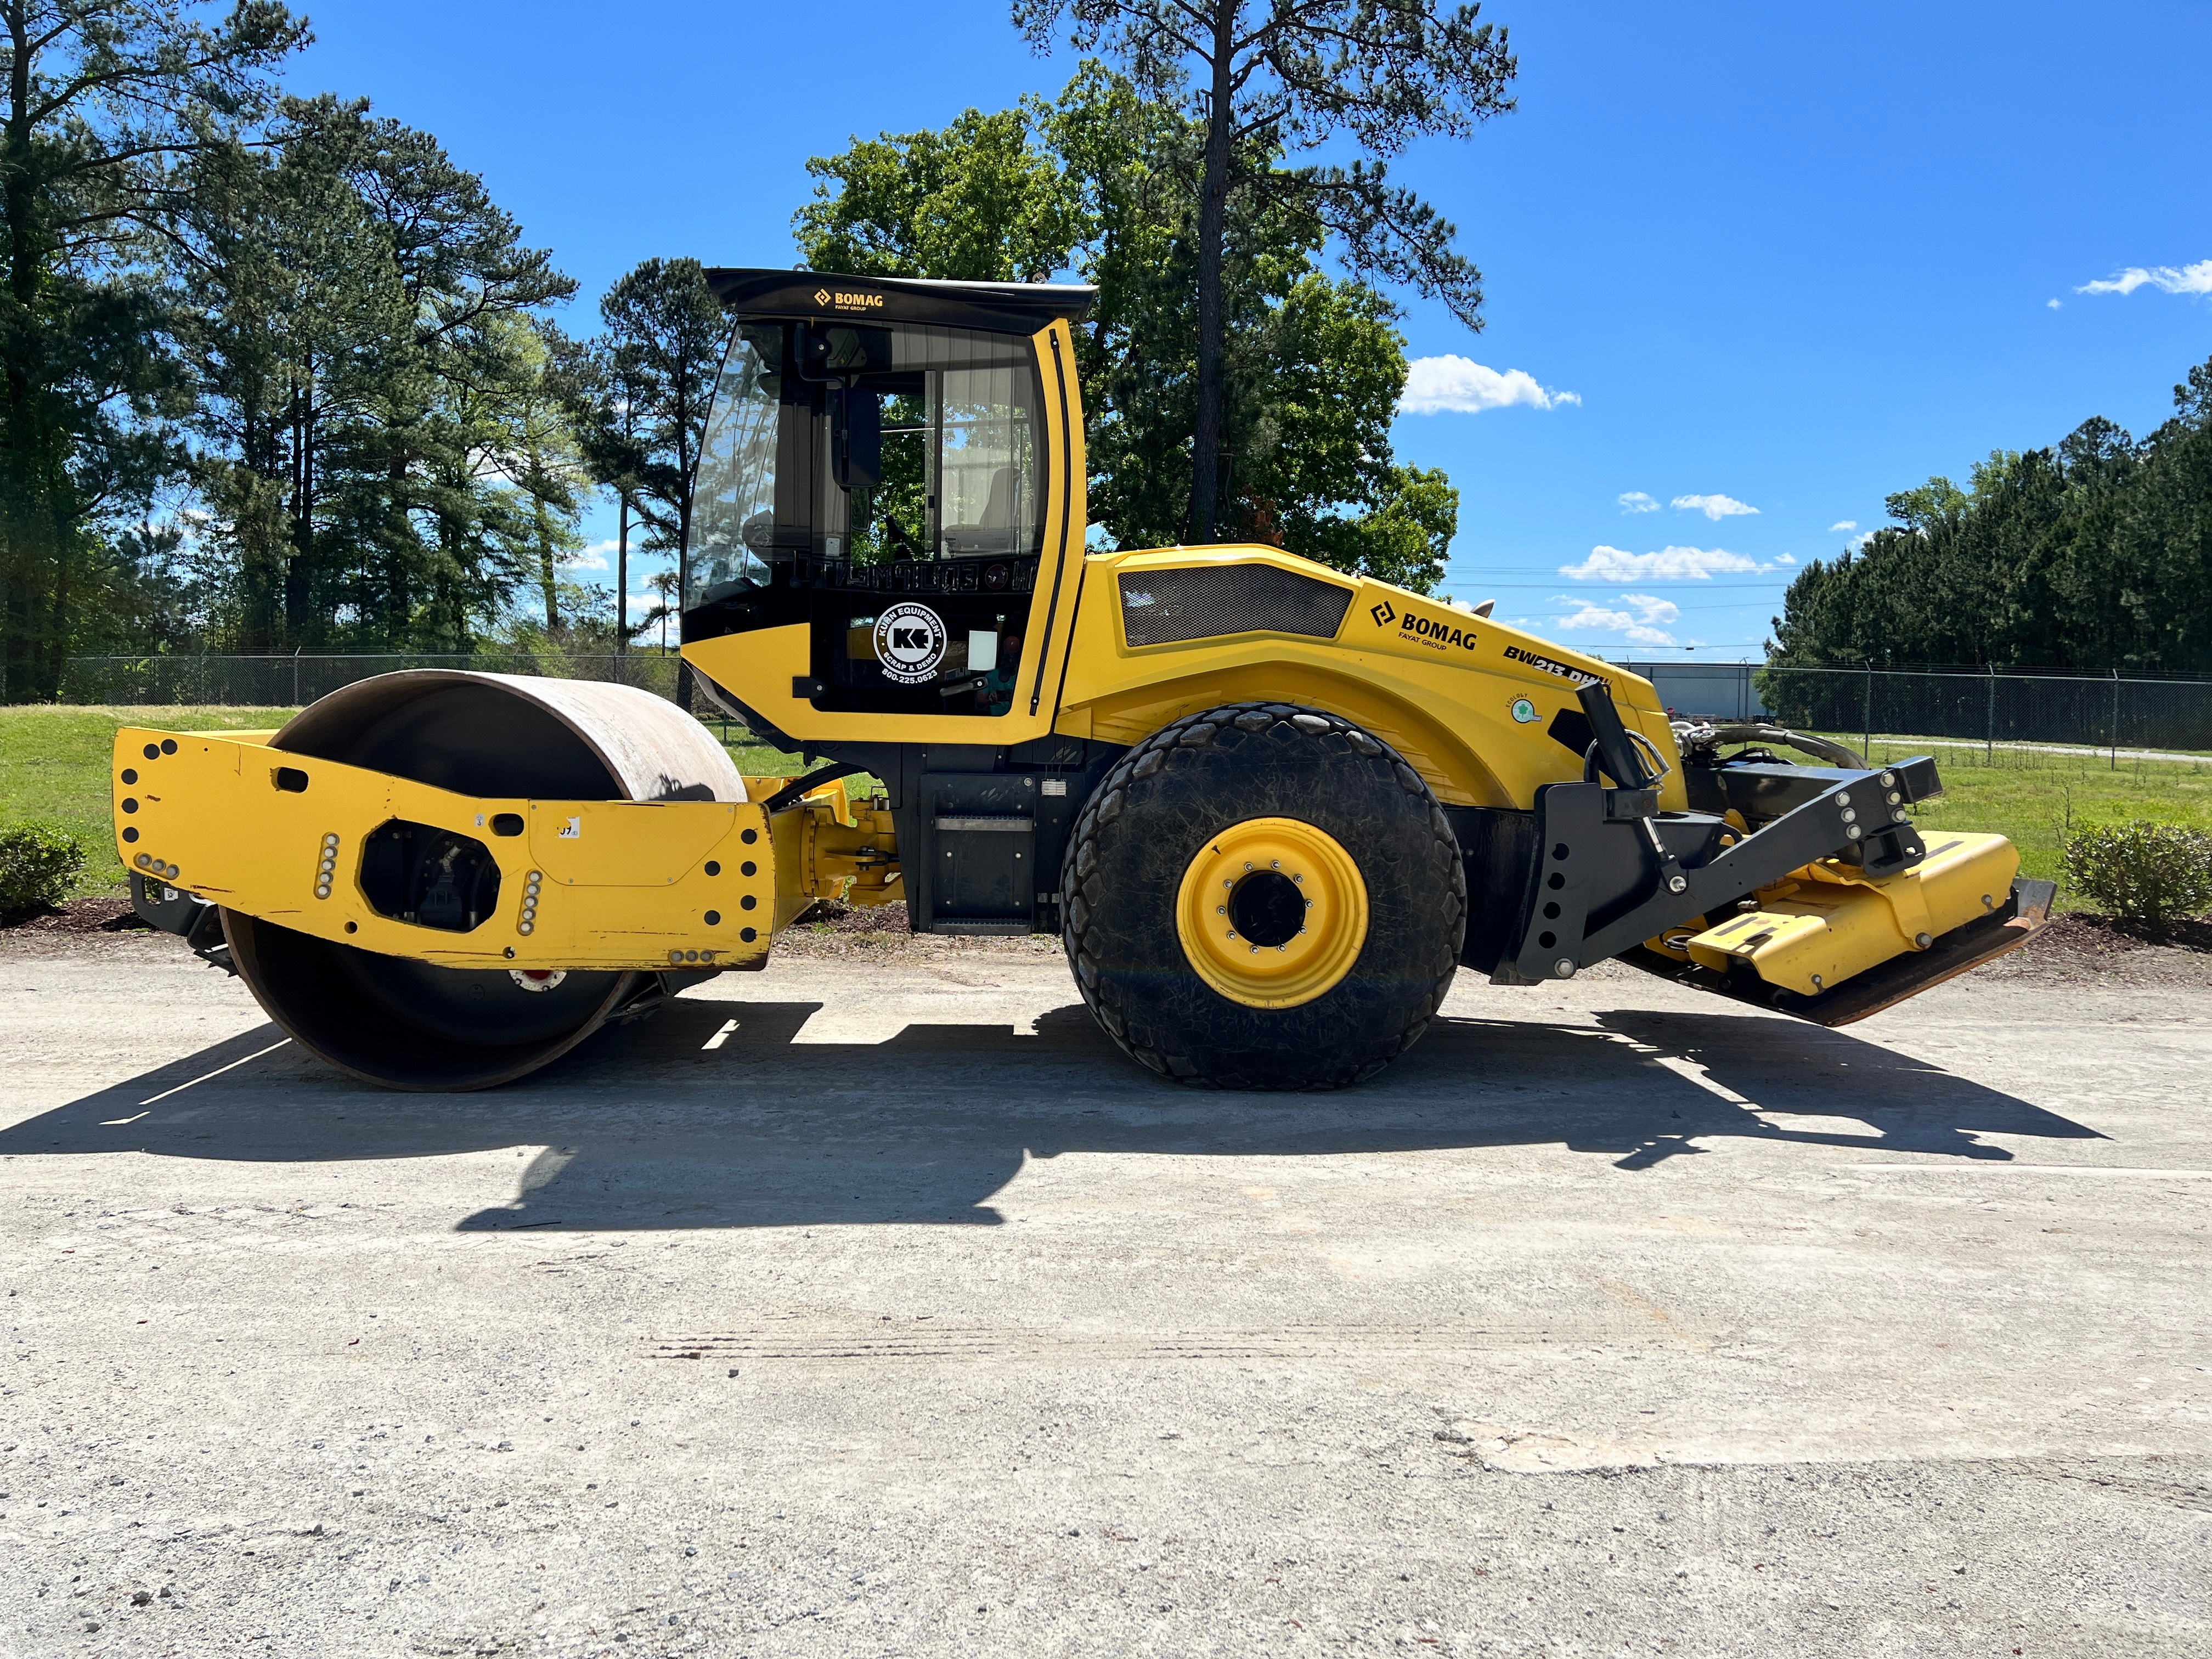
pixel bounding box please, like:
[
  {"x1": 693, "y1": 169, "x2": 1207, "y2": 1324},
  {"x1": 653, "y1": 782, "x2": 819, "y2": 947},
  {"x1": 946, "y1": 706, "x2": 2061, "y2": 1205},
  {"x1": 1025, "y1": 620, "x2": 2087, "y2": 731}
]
[
  {"x1": 1443, "y1": 806, "x2": 1541, "y2": 974},
  {"x1": 798, "y1": 737, "x2": 1124, "y2": 935},
  {"x1": 1119, "y1": 565, "x2": 1352, "y2": 647},
  {"x1": 923, "y1": 772, "x2": 1039, "y2": 932}
]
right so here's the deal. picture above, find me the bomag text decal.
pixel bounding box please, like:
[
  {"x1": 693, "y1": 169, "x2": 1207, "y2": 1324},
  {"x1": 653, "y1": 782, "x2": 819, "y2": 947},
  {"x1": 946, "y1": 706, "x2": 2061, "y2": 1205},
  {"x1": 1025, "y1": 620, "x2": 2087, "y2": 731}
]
[
  {"x1": 814, "y1": 287, "x2": 885, "y2": 312},
  {"x1": 1369, "y1": 597, "x2": 1478, "y2": 653}
]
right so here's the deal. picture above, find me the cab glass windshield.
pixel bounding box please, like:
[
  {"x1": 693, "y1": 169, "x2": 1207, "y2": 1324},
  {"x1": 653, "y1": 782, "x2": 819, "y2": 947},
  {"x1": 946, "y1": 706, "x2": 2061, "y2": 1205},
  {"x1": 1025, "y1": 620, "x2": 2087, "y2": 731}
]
[{"x1": 686, "y1": 322, "x2": 783, "y2": 608}]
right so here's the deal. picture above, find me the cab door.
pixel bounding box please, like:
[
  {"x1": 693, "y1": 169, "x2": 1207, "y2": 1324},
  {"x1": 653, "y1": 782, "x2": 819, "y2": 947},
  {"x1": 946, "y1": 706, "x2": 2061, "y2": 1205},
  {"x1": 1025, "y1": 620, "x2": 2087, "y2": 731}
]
[{"x1": 681, "y1": 316, "x2": 1087, "y2": 751}]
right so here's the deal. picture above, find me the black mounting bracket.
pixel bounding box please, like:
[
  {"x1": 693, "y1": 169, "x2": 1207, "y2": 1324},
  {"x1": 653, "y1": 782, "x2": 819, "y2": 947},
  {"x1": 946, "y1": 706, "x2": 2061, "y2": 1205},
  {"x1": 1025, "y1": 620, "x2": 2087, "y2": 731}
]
[
  {"x1": 131, "y1": 871, "x2": 236, "y2": 975},
  {"x1": 1496, "y1": 680, "x2": 1934, "y2": 985}
]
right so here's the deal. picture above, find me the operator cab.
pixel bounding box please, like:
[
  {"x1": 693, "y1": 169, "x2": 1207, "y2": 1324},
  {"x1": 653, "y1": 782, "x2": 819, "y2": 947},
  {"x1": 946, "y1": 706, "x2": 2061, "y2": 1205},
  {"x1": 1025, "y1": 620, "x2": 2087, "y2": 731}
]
[{"x1": 682, "y1": 270, "x2": 1094, "y2": 720}]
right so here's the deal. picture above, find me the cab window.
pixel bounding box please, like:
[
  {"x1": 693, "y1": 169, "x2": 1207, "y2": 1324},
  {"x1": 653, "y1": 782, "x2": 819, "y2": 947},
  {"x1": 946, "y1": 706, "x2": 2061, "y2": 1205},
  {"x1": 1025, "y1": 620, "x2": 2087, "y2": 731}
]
[{"x1": 822, "y1": 324, "x2": 1045, "y2": 566}]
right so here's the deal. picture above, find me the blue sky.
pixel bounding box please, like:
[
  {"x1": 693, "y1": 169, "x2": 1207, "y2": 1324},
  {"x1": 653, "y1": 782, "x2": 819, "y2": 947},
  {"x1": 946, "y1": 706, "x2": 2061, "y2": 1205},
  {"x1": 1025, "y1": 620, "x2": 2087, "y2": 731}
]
[{"x1": 289, "y1": 0, "x2": 2211, "y2": 661}]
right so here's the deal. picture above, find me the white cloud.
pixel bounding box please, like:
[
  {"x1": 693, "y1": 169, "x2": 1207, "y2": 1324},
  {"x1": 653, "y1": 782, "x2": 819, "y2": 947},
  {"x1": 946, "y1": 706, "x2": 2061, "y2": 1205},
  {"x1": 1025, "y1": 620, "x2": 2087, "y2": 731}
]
[
  {"x1": 1846, "y1": 531, "x2": 1875, "y2": 554},
  {"x1": 2075, "y1": 259, "x2": 2212, "y2": 298},
  {"x1": 1617, "y1": 490, "x2": 1661, "y2": 514},
  {"x1": 1553, "y1": 593, "x2": 1682, "y2": 648},
  {"x1": 1829, "y1": 520, "x2": 1857, "y2": 532},
  {"x1": 2046, "y1": 298, "x2": 2062, "y2": 311},
  {"x1": 1776, "y1": 552, "x2": 1796, "y2": 564},
  {"x1": 1560, "y1": 544, "x2": 1773, "y2": 581},
  {"x1": 563, "y1": 538, "x2": 620, "y2": 572},
  {"x1": 1400, "y1": 355, "x2": 1581, "y2": 414},
  {"x1": 1618, "y1": 593, "x2": 1681, "y2": 625},
  {"x1": 1671, "y1": 493, "x2": 1759, "y2": 521}
]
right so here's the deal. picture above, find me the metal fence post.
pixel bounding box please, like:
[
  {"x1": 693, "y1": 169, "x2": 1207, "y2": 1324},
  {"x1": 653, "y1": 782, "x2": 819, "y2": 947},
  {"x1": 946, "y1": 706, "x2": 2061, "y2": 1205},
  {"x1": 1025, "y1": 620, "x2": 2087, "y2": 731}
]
[
  {"x1": 1985, "y1": 663, "x2": 1995, "y2": 761},
  {"x1": 2110, "y1": 668, "x2": 2119, "y2": 770},
  {"x1": 1863, "y1": 659, "x2": 1872, "y2": 760}
]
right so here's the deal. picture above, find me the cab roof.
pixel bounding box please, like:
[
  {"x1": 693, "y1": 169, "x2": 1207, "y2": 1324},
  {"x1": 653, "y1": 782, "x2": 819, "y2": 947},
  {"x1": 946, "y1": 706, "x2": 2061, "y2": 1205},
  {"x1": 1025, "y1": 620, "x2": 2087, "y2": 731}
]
[{"x1": 704, "y1": 268, "x2": 1097, "y2": 336}]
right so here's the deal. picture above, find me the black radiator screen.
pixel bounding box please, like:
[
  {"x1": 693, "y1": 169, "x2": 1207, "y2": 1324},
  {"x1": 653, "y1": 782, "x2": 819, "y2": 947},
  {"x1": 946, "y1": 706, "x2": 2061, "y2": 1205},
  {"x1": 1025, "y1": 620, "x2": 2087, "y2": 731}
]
[{"x1": 1119, "y1": 564, "x2": 1354, "y2": 648}]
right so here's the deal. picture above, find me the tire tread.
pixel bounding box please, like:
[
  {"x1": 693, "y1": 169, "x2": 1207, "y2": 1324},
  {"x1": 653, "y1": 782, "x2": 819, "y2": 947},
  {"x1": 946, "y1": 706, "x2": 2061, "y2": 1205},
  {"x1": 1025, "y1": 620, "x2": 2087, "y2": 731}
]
[{"x1": 1060, "y1": 701, "x2": 1465, "y2": 1090}]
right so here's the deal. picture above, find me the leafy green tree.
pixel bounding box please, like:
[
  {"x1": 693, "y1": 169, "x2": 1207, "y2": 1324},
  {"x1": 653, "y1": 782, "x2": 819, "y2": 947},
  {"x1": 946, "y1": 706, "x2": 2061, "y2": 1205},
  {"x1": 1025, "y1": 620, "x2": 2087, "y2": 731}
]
[
  {"x1": 797, "y1": 69, "x2": 1460, "y2": 591},
  {"x1": 640, "y1": 565, "x2": 679, "y2": 651},
  {"x1": 546, "y1": 325, "x2": 647, "y2": 647},
  {"x1": 504, "y1": 321, "x2": 586, "y2": 634},
  {"x1": 562, "y1": 257, "x2": 726, "y2": 700},
  {"x1": 1248, "y1": 273, "x2": 1454, "y2": 590},
  {"x1": 0, "y1": 0, "x2": 306, "y2": 697},
  {"x1": 321, "y1": 97, "x2": 574, "y2": 648},
  {"x1": 419, "y1": 312, "x2": 586, "y2": 642},
  {"x1": 174, "y1": 106, "x2": 408, "y2": 647},
  {"x1": 1881, "y1": 475, "x2": 1970, "y2": 534},
  {"x1": 1768, "y1": 352, "x2": 2212, "y2": 681},
  {"x1": 565, "y1": 258, "x2": 725, "y2": 595},
  {"x1": 1012, "y1": 0, "x2": 1515, "y2": 540},
  {"x1": 794, "y1": 103, "x2": 1089, "y2": 283}
]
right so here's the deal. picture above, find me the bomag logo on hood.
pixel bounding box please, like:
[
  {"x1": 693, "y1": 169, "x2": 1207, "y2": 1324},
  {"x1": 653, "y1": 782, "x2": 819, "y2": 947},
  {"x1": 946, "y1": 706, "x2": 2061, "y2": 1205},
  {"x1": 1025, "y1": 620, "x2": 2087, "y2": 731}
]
[
  {"x1": 816, "y1": 288, "x2": 884, "y2": 312},
  {"x1": 1371, "y1": 597, "x2": 1477, "y2": 653}
]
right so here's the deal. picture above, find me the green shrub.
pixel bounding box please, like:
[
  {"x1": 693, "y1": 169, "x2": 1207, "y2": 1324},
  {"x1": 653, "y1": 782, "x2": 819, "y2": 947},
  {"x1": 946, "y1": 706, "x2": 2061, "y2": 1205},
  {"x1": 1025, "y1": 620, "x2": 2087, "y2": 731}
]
[
  {"x1": 2061, "y1": 820, "x2": 2212, "y2": 923},
  {"x1": 0, "y1": 820, "x2": 86, "y2": 916}
]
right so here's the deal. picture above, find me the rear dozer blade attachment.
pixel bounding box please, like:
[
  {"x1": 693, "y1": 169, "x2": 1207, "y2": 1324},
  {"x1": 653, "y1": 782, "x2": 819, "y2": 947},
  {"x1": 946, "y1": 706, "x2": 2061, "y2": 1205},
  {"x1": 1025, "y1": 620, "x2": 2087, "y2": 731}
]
[
  {"x1": 1621, "y1": 877, "x2": 2055, "y2": 1027},
  {"x1": 1494, "y1": 679, "x2": 2052, "y2": 1024}
]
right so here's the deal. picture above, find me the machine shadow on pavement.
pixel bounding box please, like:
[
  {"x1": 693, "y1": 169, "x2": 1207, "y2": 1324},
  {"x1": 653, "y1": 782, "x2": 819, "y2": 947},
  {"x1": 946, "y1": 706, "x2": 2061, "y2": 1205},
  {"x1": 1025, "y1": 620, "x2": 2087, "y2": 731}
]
[{"x1": 10, "y1": 990, "x2": 2103, "y2": 1233}]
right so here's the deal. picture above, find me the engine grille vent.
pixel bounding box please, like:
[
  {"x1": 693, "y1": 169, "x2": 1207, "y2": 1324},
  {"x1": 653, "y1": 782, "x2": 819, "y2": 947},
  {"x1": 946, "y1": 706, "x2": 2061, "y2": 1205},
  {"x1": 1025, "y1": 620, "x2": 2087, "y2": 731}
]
[{"x1": 1118, "y1": 565, "x2": 1353, "y2": 648}]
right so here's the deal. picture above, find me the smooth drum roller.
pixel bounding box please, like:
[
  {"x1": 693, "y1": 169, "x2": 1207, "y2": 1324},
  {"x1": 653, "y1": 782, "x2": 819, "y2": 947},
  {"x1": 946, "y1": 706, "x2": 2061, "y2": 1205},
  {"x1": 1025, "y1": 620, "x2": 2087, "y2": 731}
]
[{"x1": 225, "y1": 670, "x2": 744, "y2": 1090}]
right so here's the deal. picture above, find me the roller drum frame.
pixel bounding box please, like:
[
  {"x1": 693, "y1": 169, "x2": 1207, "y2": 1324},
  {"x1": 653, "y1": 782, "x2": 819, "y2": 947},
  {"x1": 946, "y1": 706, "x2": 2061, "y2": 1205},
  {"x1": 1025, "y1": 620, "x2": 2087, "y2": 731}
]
[{"x1": 222, "y1": 670, "x2": 743, "y2": 1091}]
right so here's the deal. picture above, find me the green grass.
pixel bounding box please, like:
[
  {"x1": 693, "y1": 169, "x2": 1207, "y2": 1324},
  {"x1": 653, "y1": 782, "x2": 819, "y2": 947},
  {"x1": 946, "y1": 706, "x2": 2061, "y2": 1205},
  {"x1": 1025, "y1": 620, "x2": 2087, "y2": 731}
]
[
  {"x1": 1825, "y1": 734, "x2": 2212, "y2": 910},
  {"x1": 1, "y1": 706, "x2": 302, "y2": 894},
  {"x1": 0, "y1": 704, "x2": 811, "y2": 899}
]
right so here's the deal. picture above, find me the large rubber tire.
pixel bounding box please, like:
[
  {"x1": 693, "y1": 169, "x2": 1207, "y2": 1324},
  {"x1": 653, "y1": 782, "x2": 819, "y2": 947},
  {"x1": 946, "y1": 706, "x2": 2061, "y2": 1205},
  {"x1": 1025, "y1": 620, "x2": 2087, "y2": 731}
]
[{"x1": 1061, "y1": 702, "x2": 1466, "y2": 1089}]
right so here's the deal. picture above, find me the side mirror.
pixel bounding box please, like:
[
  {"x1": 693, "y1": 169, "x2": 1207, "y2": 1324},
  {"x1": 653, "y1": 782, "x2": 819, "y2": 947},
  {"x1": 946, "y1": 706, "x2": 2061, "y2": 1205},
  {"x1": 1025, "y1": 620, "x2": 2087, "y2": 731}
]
[{"x1": 830, "y1": 386, "x2": 882, "y2": 490}]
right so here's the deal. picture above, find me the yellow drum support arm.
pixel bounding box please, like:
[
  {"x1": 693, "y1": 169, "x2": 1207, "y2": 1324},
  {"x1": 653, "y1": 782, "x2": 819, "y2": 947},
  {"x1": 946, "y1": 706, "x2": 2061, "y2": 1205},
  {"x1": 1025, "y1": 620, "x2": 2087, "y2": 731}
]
[{"x1": 113, "y1": 727, "x2": 778, "y2": 972}]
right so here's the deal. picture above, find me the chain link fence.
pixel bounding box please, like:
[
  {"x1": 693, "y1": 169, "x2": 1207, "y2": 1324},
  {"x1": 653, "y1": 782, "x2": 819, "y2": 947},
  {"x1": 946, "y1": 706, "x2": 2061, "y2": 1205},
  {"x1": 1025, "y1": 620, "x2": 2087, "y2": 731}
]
[
  {"x1": 1756, "y1": 666, "x2": 2212, "y2": 758},
  {"x1": 1621, "y1": 661, "x2": 2212, "y2": 758},
  {"x1": 59, "y1": 651, "x2": 686, "y2": 708}
]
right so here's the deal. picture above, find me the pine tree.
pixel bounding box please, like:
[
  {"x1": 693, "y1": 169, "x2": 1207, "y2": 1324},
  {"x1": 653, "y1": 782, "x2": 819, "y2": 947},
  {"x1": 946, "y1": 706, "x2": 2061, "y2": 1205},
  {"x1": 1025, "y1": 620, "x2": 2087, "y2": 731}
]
[{"x1": 1012, "y1": 0, "x2": 1513, "y2": 540}]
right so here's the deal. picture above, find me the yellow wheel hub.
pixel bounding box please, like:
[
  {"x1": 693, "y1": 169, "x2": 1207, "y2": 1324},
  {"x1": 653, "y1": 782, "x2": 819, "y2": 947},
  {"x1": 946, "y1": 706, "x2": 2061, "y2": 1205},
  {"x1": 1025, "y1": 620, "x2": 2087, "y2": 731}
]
[{"x1": 1175, "y1": 817, "x2": 1369, "y2": 1009}]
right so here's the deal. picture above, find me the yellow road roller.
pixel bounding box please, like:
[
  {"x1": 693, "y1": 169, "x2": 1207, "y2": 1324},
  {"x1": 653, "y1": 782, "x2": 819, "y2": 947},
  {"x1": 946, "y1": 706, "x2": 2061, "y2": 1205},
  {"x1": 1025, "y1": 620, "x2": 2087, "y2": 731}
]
[{"x1": 112, "y1": 270, "x2": 2051, "y2": 1090}]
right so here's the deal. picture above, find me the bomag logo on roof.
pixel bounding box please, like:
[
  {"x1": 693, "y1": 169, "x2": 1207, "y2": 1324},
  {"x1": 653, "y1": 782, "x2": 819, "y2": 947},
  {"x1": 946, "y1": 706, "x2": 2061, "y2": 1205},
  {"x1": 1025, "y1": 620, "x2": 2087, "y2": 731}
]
[
  {"x1": 1370, "y1": 597, "x2": 1477, "y2": 654},
  {"x1": 815, "y1": 287, "x2": 884, "y2": 312}
]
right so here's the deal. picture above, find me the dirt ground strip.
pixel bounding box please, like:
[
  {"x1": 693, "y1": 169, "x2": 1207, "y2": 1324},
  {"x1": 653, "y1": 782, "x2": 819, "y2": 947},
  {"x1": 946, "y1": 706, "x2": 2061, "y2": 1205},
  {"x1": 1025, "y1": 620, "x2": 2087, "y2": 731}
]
[{"x1": 0, "y1": 924, "x2": 2207, "y2": 1658}]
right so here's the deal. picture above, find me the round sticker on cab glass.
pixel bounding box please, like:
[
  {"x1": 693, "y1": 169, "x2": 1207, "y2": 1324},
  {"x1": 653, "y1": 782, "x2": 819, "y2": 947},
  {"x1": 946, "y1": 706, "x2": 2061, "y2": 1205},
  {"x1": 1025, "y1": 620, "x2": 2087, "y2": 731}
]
[
  {"x1": 1510, "y1": 697, "x2": 1539, "y2": 723},
  {"x1": 874, "y1": 602, "x2": 947, "y2": 684}
]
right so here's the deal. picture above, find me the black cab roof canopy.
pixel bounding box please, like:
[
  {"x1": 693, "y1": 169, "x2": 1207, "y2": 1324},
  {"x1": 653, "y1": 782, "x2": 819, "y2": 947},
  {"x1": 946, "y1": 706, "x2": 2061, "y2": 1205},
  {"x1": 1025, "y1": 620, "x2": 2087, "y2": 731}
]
[{"x1": 704, "y1": 268, "x2": 1097, "y2": 336}]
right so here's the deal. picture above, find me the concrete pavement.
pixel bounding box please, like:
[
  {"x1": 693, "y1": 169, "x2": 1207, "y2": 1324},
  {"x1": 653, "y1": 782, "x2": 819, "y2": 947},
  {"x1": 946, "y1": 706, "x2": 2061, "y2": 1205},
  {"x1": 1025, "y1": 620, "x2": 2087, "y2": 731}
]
[{"x1": 2, "y1": 931, "x2": 2207, "y2": 1657}]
